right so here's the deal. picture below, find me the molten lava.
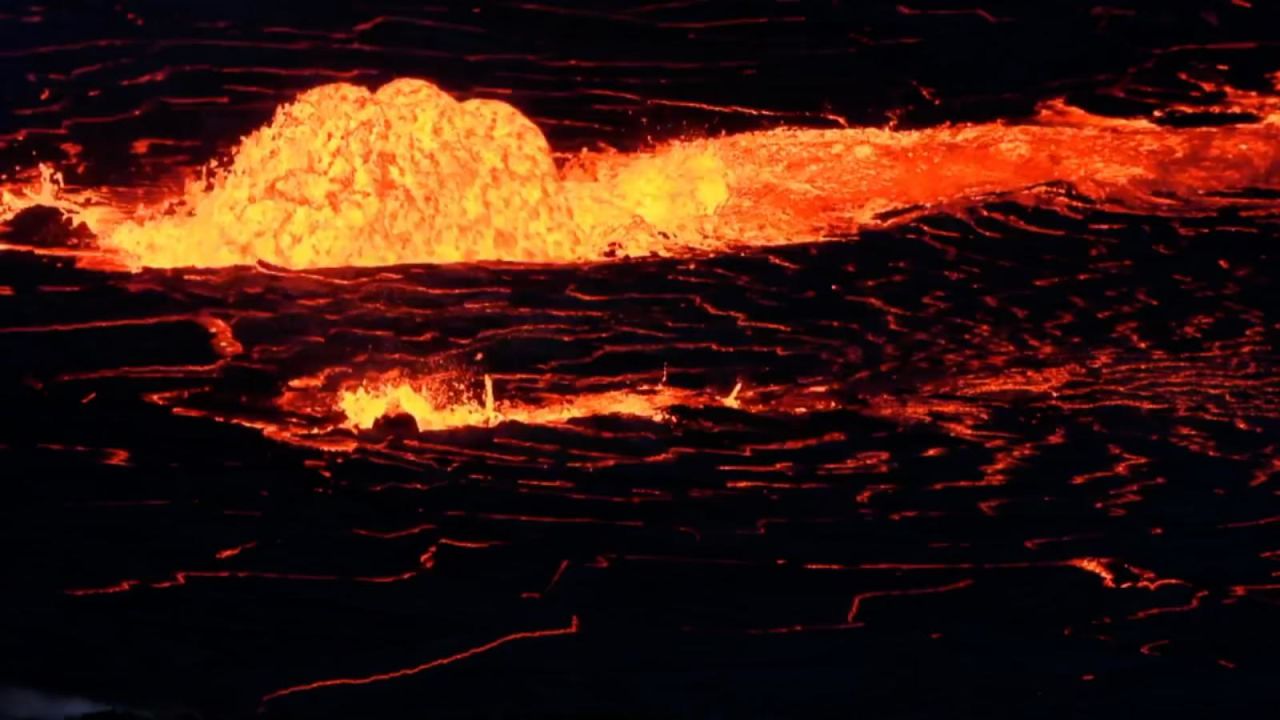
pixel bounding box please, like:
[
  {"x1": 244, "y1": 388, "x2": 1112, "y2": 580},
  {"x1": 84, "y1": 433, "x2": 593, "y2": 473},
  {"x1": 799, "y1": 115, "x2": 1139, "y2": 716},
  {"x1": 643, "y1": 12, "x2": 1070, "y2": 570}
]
[
  {"x1": 13, "y1": 76, "x2": 1272, "y2": 269},
  {"x1": 333, "y1": 371, "x2": 739, "y2": 432}
]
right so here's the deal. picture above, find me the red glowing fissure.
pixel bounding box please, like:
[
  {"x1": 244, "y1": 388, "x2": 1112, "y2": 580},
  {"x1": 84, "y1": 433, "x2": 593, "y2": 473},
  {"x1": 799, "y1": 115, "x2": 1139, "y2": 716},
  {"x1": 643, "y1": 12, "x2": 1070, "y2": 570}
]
[{"x1": 260, "y1": 616, "x2": 580, "y2": 703}]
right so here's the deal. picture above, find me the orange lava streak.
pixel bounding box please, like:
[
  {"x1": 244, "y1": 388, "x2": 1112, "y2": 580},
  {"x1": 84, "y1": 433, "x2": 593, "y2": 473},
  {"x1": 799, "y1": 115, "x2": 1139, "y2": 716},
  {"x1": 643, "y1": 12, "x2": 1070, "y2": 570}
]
[
  {"x1": 261, "y1": 616, "x2": 580, "y2": 703},
  {"x1": 1129, "y1": 589, "x2": 1210, "y2": 620},
  {"x1": 28, "y1": 75, "x2": 1275, "y2": 269},
  {"x1": 65, "y1": 568, "x2": 419, "y2": 596},
  {"x1": 845, "y1": 579, "x2": 975, "y2": 623},
  {"x1": 214, "y1": 541, "x2": 257, "y2": 560}
]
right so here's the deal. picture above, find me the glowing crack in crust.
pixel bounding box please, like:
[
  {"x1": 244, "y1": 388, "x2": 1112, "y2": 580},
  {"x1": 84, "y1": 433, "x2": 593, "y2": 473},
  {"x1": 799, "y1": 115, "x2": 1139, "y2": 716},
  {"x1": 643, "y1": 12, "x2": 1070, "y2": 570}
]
[{"x1": 10, "y1": 76, "x2": 1280, "y2": 269}]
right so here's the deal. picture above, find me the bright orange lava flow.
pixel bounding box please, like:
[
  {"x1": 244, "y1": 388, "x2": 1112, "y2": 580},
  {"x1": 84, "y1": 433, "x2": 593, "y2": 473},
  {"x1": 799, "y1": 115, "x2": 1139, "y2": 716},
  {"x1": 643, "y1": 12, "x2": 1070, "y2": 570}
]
[
  {"x1": 14, "y1": 76, "x2": 1275, "y2": 269},
  {"x1": 334, "y1": 371, "x2": 744, "y2": 431}
]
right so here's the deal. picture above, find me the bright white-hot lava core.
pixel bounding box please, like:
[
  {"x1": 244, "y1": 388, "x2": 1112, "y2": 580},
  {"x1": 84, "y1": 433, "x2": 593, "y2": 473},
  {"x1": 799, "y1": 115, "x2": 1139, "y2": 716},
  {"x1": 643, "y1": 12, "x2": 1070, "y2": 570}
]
[{"x1": 6, "y1": 76, "x2": 1280, "y2": 269}]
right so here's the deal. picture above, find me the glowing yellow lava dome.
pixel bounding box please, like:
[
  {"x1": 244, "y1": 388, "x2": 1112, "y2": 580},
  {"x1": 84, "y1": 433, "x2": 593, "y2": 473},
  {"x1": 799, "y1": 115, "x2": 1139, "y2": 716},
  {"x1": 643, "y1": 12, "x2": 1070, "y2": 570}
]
[{"x1": 106, "y1": 79, "x2": 729, "y2": 268}]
